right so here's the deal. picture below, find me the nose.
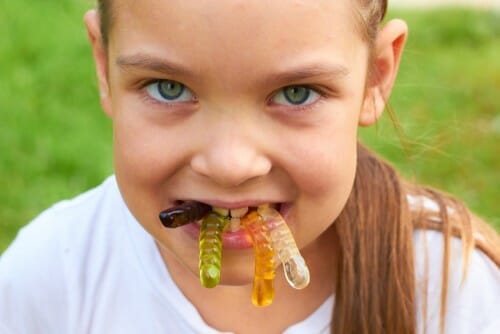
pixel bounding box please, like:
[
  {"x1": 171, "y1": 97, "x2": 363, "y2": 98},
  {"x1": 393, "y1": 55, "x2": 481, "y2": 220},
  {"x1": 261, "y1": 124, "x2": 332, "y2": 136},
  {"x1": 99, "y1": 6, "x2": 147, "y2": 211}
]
[{"x1": 190, "y1": 124, "x2": 272, "y2": 188}]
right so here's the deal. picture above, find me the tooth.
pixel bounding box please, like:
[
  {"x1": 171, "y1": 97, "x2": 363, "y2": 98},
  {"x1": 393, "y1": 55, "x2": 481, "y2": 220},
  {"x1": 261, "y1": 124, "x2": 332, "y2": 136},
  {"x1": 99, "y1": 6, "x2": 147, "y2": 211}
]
[
  {"x1": 213, "y1": 207, "x2": 229, "y2": 217},
  {"x1": 230, "y1": 207, "x2": 249, "y2": 218},
  {"x1": 229, "y1": 217, "x2": 241, "y2": 232},
  {"x1": 258, "y1": 204, "x2": 271, "y2": 210}
]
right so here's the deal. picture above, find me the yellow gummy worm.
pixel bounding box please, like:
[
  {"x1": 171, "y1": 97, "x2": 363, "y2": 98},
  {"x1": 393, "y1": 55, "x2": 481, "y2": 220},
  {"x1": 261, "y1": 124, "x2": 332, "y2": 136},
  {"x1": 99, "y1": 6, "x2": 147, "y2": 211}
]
[
  {"x1": 199, "y1": 212, "x2": 228, "y2": 288},
  {"x1": 240, "y1": 211, "x2": 276, "y2": 307},
  {"x1": 257, "y1": 206, "x2": 310, "y2": 289}
]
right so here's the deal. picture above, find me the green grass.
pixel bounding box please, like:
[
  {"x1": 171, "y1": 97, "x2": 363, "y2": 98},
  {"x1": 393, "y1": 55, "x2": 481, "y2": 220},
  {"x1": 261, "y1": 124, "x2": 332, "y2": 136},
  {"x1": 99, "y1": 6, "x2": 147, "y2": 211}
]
[
  {"x1": 0, "y1": 1, "x2": 113, "y2": 251},
  {"x1": 360, "y1": 9, "x2": 500, "y2": 227},
  {"x1": 1, "y1": 3, "x2": 499, "y2": 252}
]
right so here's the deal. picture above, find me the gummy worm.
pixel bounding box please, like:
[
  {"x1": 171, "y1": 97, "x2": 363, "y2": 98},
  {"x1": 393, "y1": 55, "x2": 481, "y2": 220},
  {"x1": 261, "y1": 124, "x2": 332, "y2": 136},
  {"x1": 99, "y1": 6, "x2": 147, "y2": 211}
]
[
  {"x1": 241, "y1": 211, "x2": 276, "y2": 307},
  {"x1": 258, "y1": 206, "x2": 310, "y2": 290},
  {"x1": 159, "y1": 201, "x2": 211, "y2": 228},
  {"x1": 199, "y1": 212, "x2": 228, "y2": 288}
]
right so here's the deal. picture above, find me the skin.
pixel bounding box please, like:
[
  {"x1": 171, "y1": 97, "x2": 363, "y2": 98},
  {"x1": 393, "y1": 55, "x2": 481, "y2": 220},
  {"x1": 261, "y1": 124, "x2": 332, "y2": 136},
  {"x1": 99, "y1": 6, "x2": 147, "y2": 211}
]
[{"x1": 85, "y1": 1, "x2": 407, "y2": 332}]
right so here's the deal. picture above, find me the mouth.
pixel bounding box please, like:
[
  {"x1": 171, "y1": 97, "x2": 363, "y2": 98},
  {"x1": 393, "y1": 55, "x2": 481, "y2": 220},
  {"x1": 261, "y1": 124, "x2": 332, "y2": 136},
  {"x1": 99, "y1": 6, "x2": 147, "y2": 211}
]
[{"x1": 159, "y1": 201, "x2": 288, "y2": 249}]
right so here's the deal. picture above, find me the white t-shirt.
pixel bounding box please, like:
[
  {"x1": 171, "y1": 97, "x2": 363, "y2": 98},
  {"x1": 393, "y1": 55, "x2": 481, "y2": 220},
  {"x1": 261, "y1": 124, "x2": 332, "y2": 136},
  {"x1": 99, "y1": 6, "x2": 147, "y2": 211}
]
[{"x1": 0, "y1": 176, "x2": 498, "y2": 334}]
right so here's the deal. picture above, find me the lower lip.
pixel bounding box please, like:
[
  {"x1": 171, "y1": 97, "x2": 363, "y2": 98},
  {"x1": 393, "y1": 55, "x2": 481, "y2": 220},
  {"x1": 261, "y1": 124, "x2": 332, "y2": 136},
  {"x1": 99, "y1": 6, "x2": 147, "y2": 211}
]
[{"x1": 183, "y1": 222, "x2": 253, "y2": 249}]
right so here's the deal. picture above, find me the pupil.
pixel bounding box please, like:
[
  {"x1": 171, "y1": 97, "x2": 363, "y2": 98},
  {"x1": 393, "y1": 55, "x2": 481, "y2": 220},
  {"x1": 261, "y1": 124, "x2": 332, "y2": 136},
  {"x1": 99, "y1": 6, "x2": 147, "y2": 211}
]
[
  {"x1": 284, "y1": 86, "x2": 309, "y2": 105},
  {"x1": 158, "y1": 81, "x2": 184, "y2": 100}
]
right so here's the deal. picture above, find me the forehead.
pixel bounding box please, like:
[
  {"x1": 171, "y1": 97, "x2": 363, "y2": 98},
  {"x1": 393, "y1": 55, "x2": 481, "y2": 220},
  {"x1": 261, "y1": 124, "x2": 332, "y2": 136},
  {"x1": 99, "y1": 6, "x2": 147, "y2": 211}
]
[{"x1": 109, "y1": 0, "x2": 366, "y2": 85}]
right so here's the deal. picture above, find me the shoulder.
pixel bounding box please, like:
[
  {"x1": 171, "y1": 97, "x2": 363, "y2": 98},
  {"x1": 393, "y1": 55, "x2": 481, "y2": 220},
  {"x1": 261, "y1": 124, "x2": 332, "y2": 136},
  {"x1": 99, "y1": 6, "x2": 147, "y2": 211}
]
[
  {"x1": 1, "y1": 175, "x2": 121, "y2": 265},
  {"x1": 0, "y1": 176, "x2": 123, "y2": 333},
  {"x1": 413, "y1": 229, "x2": 500, "y2": 333}
]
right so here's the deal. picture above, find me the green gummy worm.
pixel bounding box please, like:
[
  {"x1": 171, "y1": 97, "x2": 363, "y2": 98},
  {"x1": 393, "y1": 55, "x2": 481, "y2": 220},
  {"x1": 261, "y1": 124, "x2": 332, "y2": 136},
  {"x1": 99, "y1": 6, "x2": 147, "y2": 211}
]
[{"x1": 199, "y1": 212, "x2": 227, "y2": 288}]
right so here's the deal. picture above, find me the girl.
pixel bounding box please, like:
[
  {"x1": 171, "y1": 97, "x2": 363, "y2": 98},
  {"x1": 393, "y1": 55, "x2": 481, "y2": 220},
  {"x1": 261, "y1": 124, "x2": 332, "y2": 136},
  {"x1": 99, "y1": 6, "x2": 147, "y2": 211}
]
[{"x1": 0, "y1": 0, "x2": 499, "y2": 333}]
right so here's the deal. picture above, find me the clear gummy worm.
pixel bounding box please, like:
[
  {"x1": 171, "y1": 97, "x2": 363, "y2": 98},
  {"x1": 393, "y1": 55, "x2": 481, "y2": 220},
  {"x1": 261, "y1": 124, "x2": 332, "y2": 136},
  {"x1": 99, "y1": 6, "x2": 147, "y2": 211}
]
[
  {"x1": 199, "y1": 212, "x2": 228, "y2": 288},
  {"x1": 258, "y1": 206, "x2": 310, "y2": 290},
  {"x1": 241, "y1": 211, "x2": 276, "y2": 307}
]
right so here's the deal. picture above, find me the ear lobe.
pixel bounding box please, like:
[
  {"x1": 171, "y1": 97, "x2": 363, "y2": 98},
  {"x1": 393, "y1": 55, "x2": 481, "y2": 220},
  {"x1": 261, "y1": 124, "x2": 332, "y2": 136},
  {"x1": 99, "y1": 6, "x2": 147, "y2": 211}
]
[
  {"x1": 84, "y1": 10, "x2": 113, "y2": 117},
  {"x1": 359, "y1": 19, "x2": 408, "y2": 127}
]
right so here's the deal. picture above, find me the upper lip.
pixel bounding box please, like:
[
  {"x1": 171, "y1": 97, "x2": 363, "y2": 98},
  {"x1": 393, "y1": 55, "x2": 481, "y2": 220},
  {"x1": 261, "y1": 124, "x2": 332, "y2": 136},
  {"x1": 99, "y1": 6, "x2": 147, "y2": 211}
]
[{"x1": 177, "y1": 199, "x2": 283, "y2": 210}]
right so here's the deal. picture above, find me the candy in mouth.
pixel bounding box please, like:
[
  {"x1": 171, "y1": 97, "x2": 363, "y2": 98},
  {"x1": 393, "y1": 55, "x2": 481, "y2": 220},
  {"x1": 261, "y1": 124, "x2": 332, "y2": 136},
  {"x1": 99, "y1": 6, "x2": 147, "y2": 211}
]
[
  {"x1": 240, "y1": 211, "x2": 276, "y2": 306},
  {"x1": 157, "y1": 201, "x2": 310, "y2": 306},
  {"x1": 199, "y1": 212, "x2": 228, "y2": 288},
  {"x1": 159, "y1": 201, "x2": 211, "y2": 228},
  {"x1": 258, "y1": 206, "x2": 310, "y2": 290}
]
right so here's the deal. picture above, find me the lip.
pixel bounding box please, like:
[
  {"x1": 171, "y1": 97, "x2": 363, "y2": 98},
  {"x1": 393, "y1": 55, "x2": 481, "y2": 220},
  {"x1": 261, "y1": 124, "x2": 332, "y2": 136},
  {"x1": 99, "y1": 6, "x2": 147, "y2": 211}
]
[
  {"x1": 177, "y1": 199, "x2": 282, "y2": 210},
  {"x1": 183, "y1": 223, "x2": 254, "y2": 249}
]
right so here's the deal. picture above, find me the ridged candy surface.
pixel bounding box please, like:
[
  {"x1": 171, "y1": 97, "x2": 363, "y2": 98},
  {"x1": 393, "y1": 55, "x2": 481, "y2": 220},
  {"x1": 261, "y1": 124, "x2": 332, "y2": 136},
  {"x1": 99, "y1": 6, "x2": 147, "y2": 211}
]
[
  {"x1": 241, "y1": 211, "x2": 276, "y2": 307},
  {"x1": 199, "y1": 212, "x2": 227, "y2": 288},
  {"x1": 258, "y1": 207, "x2": 310, "y2": 289}
]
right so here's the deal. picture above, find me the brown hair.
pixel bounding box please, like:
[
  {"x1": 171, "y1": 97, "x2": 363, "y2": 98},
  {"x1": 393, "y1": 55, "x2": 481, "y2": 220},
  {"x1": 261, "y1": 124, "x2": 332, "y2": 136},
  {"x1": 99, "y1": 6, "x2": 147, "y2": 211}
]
[
  {"x1": 97, "y1": 0, "x2": 112, "y2": 46},
  {"x1": 94, "y1": 1, "x2": 500, "y2": 333},
  {"x1": 335, "y1": 144, "x2": 500, "y2": 334}
]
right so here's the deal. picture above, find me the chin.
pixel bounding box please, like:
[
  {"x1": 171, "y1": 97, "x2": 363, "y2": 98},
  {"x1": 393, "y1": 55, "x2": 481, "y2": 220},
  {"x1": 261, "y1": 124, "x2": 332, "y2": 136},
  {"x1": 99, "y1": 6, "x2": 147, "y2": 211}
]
[{"x1": 218, "y1": 257, "x2": 256, "y2": 286}]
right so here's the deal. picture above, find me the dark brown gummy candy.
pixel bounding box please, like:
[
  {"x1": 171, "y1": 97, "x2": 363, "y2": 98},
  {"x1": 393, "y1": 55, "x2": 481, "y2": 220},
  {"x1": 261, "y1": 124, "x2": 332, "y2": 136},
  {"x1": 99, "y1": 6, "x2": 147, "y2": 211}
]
[{"x1": 159, "y1": 201, "x2": 211, "y2": 228}]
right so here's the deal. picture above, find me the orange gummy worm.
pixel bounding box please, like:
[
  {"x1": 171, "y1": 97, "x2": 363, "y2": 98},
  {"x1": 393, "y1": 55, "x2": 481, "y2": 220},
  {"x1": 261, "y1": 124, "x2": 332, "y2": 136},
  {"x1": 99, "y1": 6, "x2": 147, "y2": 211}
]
[{"x1": 240, "y1": 211, "x2": 276, "y2": 307}]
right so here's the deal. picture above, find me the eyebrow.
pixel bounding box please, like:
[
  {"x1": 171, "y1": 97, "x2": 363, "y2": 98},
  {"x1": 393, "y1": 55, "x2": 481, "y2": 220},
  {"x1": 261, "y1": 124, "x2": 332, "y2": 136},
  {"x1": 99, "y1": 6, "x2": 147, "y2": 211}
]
[
  {"x1": 265, "y1": 64, "x2": 350, "y2": 85},
  {"x1": 116, "y1": 54, "x2": 195, "y2": 78},
  {"x1": 116, "y1": 53, "x2": 349, "y2": 83}
]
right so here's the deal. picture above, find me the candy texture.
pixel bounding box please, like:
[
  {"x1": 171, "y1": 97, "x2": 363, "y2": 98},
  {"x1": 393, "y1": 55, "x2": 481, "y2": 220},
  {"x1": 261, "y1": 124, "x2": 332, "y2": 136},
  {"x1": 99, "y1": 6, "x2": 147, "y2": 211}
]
[
  {"x1": 258, "y1": 206, "x2": 310, "y2": 289},
  {"x1": 199, "y1": 212, "x2": 228, "y2": 288},
  {"x1": 159, "y1": 201, "x2": 211, "y2": 228},
  {"x1": 241, "y1": 211, "x2": 276, "y2": 307}
]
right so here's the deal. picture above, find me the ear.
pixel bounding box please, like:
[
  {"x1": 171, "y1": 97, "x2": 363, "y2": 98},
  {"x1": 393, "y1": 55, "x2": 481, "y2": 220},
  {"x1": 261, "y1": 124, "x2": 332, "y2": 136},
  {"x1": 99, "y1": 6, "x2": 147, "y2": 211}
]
[
  {"x1": 84, "y1": 10, "x2": 113, "y2": 117},
  {"x1": 359, "y1": 19, "x2": 408, "y2": 127}
]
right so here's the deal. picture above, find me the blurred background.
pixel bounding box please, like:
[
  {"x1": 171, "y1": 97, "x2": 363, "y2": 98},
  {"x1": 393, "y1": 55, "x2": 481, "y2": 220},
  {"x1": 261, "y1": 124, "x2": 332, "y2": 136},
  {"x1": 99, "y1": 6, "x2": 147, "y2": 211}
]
[{"x1": 0, "y1": 1, "x2": 499, "y2": 252}]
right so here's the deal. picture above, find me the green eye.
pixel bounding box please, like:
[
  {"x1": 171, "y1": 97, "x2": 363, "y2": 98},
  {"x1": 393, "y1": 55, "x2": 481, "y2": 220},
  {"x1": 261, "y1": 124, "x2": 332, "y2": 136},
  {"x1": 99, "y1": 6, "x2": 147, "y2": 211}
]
[
  {"x1": 272, "y1": 85, "x2": 320, "y2": 108},
  {"x1": 146, "y1": 80, "x2": 194, "y2": 103},
  {"x1": 158, "y1": 80, "x2": 184, "y2": 100},
  {"x1": 283, "y1": 86, "x2": 311, "y2": 105}
]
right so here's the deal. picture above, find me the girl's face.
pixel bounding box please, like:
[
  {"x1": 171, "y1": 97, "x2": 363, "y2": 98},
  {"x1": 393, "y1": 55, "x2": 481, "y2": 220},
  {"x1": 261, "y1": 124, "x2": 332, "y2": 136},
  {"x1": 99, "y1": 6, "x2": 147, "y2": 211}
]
[{"x1": 87, "y1": 0, "x2": 396, "y2": 284}]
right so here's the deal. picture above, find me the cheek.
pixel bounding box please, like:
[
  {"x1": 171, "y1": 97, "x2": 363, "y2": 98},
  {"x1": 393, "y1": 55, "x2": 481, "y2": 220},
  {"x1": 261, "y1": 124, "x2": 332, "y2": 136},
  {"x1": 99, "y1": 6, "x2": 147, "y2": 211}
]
[
  {"x1": 296, "y1": 144, "x2": 357, "y2": 195},
  {"x1": 112, "y1": 111, "x2": 187, "y2": 186},
  {"x1": 110, "y1": 106, "x2": 197, "y2": 227},
  {"x1": 114, "y1": 124, "x2": 163, "y2": 190},
  {"x1": 288, "y1": 137, "x2": 358, "y2": 247},
  {"x1": 283, "y1": 118, "x2": 359, "y2": 199}
]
